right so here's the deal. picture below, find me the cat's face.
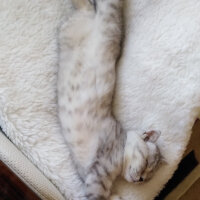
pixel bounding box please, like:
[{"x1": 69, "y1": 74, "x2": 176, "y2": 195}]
[
  {"x1": 122, "y1": 130, "x2": 161, "y2": 183},
  {"x1": 138, "y1": 140, "x2": 161, "y2": 182}
]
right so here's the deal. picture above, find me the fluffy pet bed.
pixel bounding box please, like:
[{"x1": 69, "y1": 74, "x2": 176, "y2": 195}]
[{"x1": 0, "y1": 0, "x2": 200, "y2": 199}]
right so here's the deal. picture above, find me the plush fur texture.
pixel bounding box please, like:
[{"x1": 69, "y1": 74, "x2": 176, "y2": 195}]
[
  {"x1": 112, "y1": 0, "x2": 200, "y2": 199},
  {"x1": 0, "y1": 1, "x2": 86, "y2": 199},
  {"x1": 0, "y1": 0, "x2": 200, "y2": 200}
]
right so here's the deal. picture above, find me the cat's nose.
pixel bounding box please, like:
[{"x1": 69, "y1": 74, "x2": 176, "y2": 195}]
[{"x1": 139, "y1": 177, "x2": 144, "y2": 182}]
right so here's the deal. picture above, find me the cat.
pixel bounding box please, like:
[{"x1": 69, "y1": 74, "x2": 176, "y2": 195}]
[{"x1": 57, "y1": 0, "x2": 161, "y2": 199}]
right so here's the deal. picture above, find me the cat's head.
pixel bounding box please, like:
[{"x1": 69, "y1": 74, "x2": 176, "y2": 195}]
[
  {"x1": 139, "y1": 130, "x2": 161, "y2": 182},
  {"x1": 122, "y1": 130, "x2": 162, "y2": 183}
]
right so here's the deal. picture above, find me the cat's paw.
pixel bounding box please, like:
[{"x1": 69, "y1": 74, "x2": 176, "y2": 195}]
[{"x1": 122, "y1": 130, "x2": 161, "y2": 183}]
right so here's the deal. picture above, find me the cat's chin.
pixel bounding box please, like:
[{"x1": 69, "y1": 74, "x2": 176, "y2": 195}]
[
  {"x1": 124, "y1": 176, "x2": 148, "y2": 184},
  {"x1": 122, "y1": 168, "x2": 153, "y2": 184},
  {"x1": 122, "y1": 173, "x2": 142, "y2": 183},
  {"x1": 124, "y1": 179, "x2": 145, "y2": 184}
]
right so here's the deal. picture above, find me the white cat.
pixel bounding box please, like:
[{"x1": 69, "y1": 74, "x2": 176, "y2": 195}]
[{"x1": 58, "y1": 0, "x2": 161, "y2": 199}]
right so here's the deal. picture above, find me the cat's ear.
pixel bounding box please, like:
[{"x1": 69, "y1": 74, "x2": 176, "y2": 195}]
[{"x1": 142, "y1": 130, "x2": 161, "y2": 143}]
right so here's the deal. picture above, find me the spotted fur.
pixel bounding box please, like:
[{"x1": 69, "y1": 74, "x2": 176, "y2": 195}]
[{"x1": 58, "y1": 0, "x2": 161, "y2": 199}]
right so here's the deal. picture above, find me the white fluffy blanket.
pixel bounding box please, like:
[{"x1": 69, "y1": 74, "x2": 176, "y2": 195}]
[{"x1": 0, "y1": 0, "x2": 200, "y2": 199}]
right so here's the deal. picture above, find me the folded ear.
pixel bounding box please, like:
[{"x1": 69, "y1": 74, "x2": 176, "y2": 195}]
[{"x1": 143, "y1": 130, "x2": 161, "y2": 143}]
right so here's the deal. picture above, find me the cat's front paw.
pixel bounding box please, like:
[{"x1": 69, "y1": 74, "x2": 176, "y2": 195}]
[{"x1": 122, "y1": 130, "x2": 161, "y2": 183}]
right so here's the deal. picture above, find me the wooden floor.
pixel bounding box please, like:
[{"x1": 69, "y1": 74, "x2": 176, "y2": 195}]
[
  {"x1": 0, "y1": 161, "x2": 40, "y2": 200},
  {"x1": 178, "y1": 120, "x2": 200, "y2": 200},
  {"x1": 180, "y1": 178, "x2": 200, "y2": 200}
]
